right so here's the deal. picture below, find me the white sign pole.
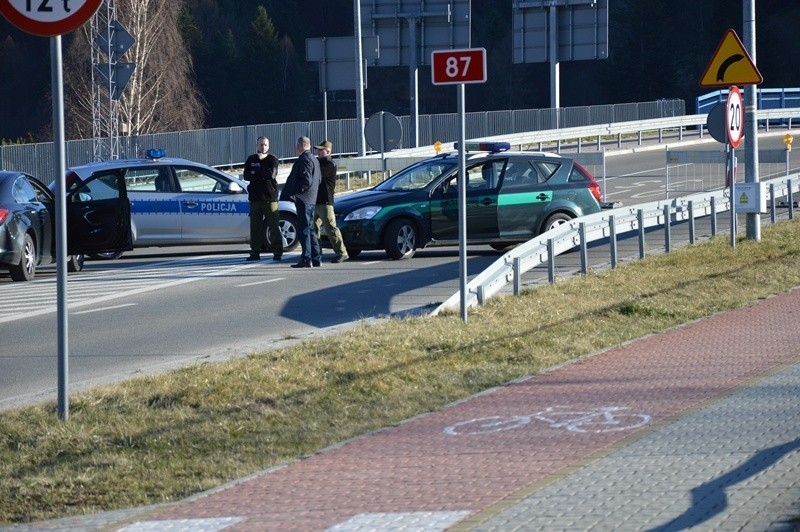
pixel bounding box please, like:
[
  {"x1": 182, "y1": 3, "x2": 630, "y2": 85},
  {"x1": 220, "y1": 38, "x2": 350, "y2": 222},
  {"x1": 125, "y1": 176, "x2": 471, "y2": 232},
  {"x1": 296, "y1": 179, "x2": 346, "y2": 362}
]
[
  {"x1": 726, "y1": 86, "x2": 744, "y2": 250},
  {"x1": 457, "y1": 84, "x2": 467, "y2": 323},
  {"x1": 729, "y1": 143, "x2": 736, "y2": 250},
  {"x1": 51, "y1": 35, "x2": 70, "y2": 420}
]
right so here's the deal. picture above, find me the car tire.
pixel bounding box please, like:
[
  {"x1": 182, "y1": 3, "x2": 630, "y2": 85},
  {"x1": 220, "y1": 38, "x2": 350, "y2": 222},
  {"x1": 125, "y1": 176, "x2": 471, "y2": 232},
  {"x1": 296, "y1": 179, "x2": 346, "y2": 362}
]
[
  {"x1": 541, "y1": 212, "x2": 573, "y2": 234},
  {"x1": 346, "y1": 249, "x2": 362, "y2": 259},
  {"x1": 383, "y1": 218, "x2": 417, "y2": 260},
  {"x1": 89, "y1": 251, "x2": 124, "y2": 260},
  {"x1": 67, "y1": 254, "x2": 85, "y2": 273},
  {"x1": 9, "y1": 233, "x2": 37, "y2": 282},
  {"x1": 267, "y1": 212, "x2": 299, "y2": 253}
]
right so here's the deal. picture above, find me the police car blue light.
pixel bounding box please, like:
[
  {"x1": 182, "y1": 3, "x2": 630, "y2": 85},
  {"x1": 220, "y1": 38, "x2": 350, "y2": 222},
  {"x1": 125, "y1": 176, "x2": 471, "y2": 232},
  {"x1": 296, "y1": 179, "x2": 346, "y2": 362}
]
[
  {"x1": 146, "y1": 148, "x2": 167, "y2": 159},
  {"x1": 454, "y1": 142, "x2": 511, "y2": 153}
]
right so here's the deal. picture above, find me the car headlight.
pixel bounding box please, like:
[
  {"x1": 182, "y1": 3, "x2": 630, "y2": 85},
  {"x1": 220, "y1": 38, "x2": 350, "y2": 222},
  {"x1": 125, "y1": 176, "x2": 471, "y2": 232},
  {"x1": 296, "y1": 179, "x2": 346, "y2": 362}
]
[{"x1": 344, "y1": 206, "x2": 382, "y2": 221}]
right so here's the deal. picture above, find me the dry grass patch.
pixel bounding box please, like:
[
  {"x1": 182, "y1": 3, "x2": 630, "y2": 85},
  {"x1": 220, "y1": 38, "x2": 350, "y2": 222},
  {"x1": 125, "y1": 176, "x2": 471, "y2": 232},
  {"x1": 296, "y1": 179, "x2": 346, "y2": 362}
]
[{"x1": 2, "y1": 219, "x2": 800, "y2": 524}]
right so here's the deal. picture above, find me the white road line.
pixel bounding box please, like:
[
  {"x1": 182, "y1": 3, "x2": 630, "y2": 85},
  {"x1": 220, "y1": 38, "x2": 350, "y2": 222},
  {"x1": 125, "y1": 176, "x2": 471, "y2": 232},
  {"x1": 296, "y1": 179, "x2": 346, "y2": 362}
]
[
  {"x1": 615, "y1": 165, "x2": 669, "y2": 177},
  {"x1": 0, "y1": 257, "x2": 261, "y2": 324},
  {"x1": 72, "y1": 303, "x2": 138, "y2": 315},
  {"x1": 236, "y1": 278, "x2": 285, "y2": 287}
]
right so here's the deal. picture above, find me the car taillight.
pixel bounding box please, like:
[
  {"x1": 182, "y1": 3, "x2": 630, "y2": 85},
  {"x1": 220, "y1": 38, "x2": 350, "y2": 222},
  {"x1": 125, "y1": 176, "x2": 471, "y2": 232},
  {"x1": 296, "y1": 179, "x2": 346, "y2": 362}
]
[
  {"x1": 573, "y1": 162, "x2": 602, "y2": 203},
  {"x1": 65, "y1": 171, "x2": 81, "y2": 190},
  {"x1": 0, "y1": 208, "x2": 8, "y2": 224},
  {"x1": 589, "y1": 179, "x2": 602, "y2": 203}
]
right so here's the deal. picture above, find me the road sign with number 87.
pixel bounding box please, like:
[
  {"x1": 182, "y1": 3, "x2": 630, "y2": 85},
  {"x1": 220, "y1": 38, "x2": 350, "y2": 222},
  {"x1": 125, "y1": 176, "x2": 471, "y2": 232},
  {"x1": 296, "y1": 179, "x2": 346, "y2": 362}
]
[{"x1": 431, "y1": 48, "x2": 487, "y2": 86}]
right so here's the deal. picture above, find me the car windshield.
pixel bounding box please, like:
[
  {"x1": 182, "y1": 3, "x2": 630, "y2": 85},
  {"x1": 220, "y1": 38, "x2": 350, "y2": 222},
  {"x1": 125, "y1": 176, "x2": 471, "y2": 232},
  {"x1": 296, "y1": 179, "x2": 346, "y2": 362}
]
[{"x1": 373, "y1": 160, "x2": 457, "y2": 191}]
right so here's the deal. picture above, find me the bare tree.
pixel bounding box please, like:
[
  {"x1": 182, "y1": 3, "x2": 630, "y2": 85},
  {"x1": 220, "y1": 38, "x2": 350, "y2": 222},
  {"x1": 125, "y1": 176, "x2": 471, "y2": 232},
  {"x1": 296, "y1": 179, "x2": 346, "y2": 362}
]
[{"x1": 64, "y1": 0, "x2": 206, "y2": 140}]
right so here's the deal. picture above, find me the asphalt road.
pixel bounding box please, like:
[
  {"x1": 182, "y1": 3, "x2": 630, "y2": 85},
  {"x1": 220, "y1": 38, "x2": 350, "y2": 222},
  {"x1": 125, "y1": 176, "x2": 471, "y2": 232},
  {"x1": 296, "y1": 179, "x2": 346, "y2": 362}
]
[{"x1": 2, "y1": 135, "x2": 798, "y2": 411}]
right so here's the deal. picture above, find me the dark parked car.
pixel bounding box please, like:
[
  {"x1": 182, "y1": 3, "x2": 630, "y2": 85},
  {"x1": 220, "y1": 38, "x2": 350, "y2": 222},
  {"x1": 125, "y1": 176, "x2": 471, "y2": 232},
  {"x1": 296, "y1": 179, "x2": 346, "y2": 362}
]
[
  {"x1": 0, "y1": 170, "x2": 132, "y2": 281},
  {"x1": 334, "y1": 143, "x2": 603, "y2": 259}
]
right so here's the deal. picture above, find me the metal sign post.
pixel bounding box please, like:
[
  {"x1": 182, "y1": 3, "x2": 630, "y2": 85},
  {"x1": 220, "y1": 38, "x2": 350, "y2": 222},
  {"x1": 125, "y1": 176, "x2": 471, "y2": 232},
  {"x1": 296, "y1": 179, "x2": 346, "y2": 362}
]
[
  {"x1": 513, "y1": 0, "x2": 609, "y2": 109},
  {"x1": 432, "y1": 48, "x2": 487, "y2": 322},
  {"x1": 364, "y1": 111, "x2": 402, "y2": 182},
  {"x1": 727, "y1": 86, "x2": 744, "y2": 249},
  {"x1": 361, "y1": 0, "x2": 472, "y2": 148},
  {"x1": 1, "y1": 0, "x2": 104, "y2": 421},
  {"x1": 728, "y1": 143, "x2": 736, "y2": 249},
  {"x1": 700, "y1": 27, "x2": 762, "y2": 242},
  {"x1": 306, "y1": 35, "x2": 380, "y2": 139}
]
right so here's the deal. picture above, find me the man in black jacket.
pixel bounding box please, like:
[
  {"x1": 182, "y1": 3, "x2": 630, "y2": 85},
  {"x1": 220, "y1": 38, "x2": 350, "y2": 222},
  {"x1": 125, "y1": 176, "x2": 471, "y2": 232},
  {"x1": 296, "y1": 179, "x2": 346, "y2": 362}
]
[
  {"x1": 280, "y1": 136, "x2": 322, "y2": 268},
  {"x1": 314, "y1": 140, "x2": 348, "y2": 263},
  {"x1": 243, "y1": 136, "x2": 282, "y2": 261}
]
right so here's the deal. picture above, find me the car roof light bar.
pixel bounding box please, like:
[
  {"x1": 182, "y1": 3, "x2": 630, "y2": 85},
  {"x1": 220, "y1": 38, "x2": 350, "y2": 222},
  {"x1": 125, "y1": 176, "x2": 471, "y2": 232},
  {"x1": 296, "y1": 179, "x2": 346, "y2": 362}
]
[
  {"x1": 145, "y1": 148, "x2": 167, "y2": 160},
  {"x1": 454, "y1": 142, "x2": 511, "y2": 153}
]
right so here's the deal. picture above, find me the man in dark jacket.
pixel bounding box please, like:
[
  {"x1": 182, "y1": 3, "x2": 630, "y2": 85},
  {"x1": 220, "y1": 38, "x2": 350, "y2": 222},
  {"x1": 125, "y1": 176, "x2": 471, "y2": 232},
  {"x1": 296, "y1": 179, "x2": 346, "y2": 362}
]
[
  {"x1": 280, "y1": 136, "x2": 322, "y2": 268},
  {"x1": 314, "y1": 140, "x2": 349, "y2": 263},
  {"x1": 243, "y1": 136, "x2": 282, "y2": 261}
]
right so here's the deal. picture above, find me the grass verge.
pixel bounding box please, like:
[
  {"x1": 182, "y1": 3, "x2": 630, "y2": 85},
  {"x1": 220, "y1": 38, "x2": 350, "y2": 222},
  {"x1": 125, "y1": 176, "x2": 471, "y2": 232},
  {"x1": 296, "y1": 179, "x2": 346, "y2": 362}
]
[{"x1": 2, "y1": 219, "x2": 800, "y2": 525}]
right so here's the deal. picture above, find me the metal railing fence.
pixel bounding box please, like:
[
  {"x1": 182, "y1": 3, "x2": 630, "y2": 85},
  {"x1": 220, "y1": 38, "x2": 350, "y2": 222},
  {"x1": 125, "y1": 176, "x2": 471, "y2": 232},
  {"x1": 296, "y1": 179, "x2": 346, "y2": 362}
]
[
  {"x1": 697, "y1": 87, "x2": 800, "y2": 115},
  {"x1": 1, "y1": 100, "x2": 684, "y2": 186},
  {"x1": 341, "y1": 107, "x2": 800, "y2": 174}
]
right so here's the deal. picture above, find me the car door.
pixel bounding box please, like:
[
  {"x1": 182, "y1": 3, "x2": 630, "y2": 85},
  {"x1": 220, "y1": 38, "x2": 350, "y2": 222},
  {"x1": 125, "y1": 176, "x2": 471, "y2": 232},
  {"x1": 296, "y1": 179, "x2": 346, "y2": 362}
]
[
  {"x1": 19, "y1": 175, "x2": 55, "y2": 263},
  {"x1": 430, "y1": 160, "x2": 501, "y2": 242},
  {"x1": 497, "y1": 159, "x2": 558, "y2": 239},
  {"x1": 65, "y1": 170, "x2": 132, "y2": 255},
  {"x1": 172, "y1": 165, "x2": 249, "y2": 242},
  {"x1": 124, "y1": 165, "x2": 183, "y2": 244}
]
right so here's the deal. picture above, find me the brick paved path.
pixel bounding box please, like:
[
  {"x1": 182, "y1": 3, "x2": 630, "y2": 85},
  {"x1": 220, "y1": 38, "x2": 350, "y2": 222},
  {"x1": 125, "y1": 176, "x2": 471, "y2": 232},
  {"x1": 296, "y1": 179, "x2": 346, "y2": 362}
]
[{"x1": 108, "y1": 288, "x2": 799, "y2": 531}]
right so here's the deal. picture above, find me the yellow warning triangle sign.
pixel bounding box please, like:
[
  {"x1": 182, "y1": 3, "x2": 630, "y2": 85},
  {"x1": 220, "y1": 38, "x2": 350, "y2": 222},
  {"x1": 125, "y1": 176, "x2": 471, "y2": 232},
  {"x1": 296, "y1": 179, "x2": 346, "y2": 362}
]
[{"x1": 700, "y1": 29, "x2": 763, "y2": 87}]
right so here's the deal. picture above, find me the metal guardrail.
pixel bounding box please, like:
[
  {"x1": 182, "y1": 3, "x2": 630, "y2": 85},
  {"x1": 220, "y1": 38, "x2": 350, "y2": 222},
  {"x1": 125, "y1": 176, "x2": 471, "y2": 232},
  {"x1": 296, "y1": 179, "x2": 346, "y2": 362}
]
[
  {"x1": 433, "y1": 173, "x2": 800, "y2": 314},
  {"x1": 341, "y1": 108, "x2": 800, "y2": 174},
  {"x1": 697, "y1": 87, "x2": 800, "y2": 115}
]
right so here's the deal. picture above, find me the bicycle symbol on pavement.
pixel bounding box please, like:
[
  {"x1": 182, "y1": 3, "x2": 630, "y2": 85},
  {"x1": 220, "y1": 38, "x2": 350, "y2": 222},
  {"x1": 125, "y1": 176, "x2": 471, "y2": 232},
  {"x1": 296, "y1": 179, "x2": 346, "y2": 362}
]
[{"x1": 443, "y1": 406, "x2": 652, "y2": 435}]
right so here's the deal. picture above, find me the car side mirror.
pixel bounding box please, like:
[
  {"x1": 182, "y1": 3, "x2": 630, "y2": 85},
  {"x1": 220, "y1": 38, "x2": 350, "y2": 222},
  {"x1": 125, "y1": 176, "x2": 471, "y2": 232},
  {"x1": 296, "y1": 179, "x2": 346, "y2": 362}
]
[{"x1": 228, "y1": 182, "x2": 244, "y2": 193}]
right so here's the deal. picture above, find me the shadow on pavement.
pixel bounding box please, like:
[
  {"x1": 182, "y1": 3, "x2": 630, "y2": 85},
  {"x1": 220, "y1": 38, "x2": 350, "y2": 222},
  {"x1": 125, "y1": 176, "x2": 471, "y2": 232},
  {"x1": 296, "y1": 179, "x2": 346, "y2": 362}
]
[{"x1": 651, "y1": 437, "x2": 800, "y2": 531}]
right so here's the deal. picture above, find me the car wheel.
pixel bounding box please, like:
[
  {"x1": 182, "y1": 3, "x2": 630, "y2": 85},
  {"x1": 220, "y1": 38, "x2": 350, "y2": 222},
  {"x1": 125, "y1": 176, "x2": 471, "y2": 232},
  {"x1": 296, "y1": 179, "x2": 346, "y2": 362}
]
[
  {"x1": 67, "y1": 254, "x2": 85, "y2": 273},
  {"x1": 268, "y1": 212, "x2": 299, "y2": 253},
  {"x1": 89, "y1": 251, "x2": 124, "y2": 260},
  {"x1": 9, "y1": 233, "x2": 37, "y2": 281},
  {"x1": 542, "y1": 212, "x2": 573, "y2": 233},
  {"x1": 383, "y1": 218, "x2": 417, "y2": 260}
]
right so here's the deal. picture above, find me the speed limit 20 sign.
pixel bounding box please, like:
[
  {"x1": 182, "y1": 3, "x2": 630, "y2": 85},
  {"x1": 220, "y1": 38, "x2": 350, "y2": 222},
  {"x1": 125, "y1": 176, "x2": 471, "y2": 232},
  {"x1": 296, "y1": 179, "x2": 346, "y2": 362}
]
[
  {"x1": 431, "y1": 48, "x2": 487, "y2": 86},
  {"x1": 726, "y1": 85, "x2": 744, "y2": 148},
  {"x1": 0, "y1": 0, "x2": 103, "y2": 37}
]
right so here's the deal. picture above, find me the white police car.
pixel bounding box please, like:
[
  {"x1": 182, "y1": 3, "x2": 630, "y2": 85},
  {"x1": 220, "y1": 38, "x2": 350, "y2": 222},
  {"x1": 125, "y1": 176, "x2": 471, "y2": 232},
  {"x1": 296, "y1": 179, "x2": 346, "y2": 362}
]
[{"x1": 63, "y1": 150, "x2": 298, "y2": 259}]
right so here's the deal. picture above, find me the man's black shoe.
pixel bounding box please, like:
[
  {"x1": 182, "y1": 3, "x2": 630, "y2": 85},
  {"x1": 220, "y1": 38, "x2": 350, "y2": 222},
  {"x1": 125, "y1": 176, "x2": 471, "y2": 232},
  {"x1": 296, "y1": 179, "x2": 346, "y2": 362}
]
[
  {"x1": 246, "y1": 254, "x2": 260, "y2": 262},
  {"x1": 272, "y1": 255, "x2": 282, "y2": 262},
  {"x1": 291, "y1": 261, "x2": 312, "y2": 268},
  {"x1": 312, "y1": 261, "x2": 321, "y2": 267}
]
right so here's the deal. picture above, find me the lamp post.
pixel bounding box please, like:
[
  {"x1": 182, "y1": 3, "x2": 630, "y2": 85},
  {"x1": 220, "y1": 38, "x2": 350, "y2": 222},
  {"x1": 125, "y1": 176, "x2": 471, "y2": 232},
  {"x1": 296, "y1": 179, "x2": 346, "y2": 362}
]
[{"x1": 354, "y1": 0, "x2": 366, "y2": 157}]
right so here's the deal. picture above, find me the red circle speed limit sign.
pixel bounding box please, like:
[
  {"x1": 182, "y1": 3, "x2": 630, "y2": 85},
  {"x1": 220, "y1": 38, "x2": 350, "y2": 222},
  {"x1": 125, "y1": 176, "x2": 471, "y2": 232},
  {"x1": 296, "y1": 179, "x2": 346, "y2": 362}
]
[
  {"x1": 0, "y1": 0, "x2": 103, "y2": 37},
  {"x1": 431, "y1": 48, "x2": 487, "y2": 86},
  {"x1": 726, "y1": 85, "x2": 744, "y2": 148}
]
